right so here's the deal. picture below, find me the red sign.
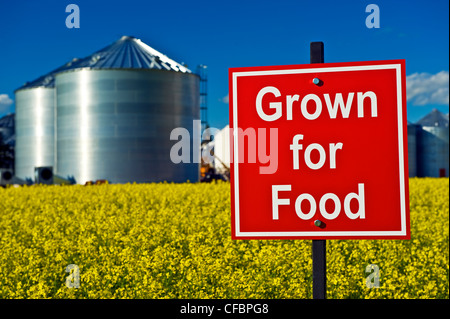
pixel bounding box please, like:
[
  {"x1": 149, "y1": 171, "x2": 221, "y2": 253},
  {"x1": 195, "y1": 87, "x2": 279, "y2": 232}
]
[{"x1": 229, "y1": 60, "x2": 410, "y2": 239}]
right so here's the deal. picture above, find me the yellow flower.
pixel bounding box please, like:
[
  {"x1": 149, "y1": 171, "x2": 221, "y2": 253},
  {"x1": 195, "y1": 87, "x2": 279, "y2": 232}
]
[{"x1": 0, "y1": 178, "x2": 447, "y2": 299}]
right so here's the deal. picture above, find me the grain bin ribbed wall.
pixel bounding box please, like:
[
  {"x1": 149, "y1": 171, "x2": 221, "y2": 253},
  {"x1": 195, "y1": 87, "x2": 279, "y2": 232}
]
[
  {"x1": 55, "y1": 68, "x2": 200, "y2": 184},
  {"x1": 417, "y1": 125, "x2": 449, "y2": 177},
  {"x1": 407, "y1": 123, "x2": 418, "y2": 177},
  {"x1": 14, "y1": 87, "x2": 55, "y2": 179}
]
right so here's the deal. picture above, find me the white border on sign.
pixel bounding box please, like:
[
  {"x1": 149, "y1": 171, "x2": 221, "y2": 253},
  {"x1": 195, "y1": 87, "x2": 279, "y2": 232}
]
[{"x1": 232, "y1": 63, "x2": 407, "y2": 238}]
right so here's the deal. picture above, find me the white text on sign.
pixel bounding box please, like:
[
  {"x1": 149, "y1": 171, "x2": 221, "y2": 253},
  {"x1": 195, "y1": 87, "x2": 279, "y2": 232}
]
[
  {"x1": 255, "y1": 87, "x2": 376, "y2": 221},
  {"x1": 256, "y1": 86, "x2": 378, "y2": 121},
  {"x1": 272, "y1": 183, "x2": 366, "y2": 221}
]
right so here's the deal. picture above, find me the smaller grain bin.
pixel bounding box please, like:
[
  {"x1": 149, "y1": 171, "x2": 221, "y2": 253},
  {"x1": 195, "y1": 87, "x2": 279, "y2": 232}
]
[
  {"x1": 14, "y1": 59, "x2": 79, "y2": 180},
  {"x1": 416, "y1": 109, "x2": 449, "y2": 177}
]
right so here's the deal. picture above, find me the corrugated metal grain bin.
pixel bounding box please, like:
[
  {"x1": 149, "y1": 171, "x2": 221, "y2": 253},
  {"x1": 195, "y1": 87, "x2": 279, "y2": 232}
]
[
  {"x1": 54, "y1": 36, "x2": 200, "y2": 184},
  {"x1": 416, "y1": 109, "x2": 449, "y2": 177},
  {"x1": 14, "y1": 87, "x2": 55, "y2": 179}
]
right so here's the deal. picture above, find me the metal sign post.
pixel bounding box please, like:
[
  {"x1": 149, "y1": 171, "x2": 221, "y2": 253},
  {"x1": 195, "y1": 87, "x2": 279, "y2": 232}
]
[{"x1": 310, "y1": 41, "x2": 326, "y2": 299}]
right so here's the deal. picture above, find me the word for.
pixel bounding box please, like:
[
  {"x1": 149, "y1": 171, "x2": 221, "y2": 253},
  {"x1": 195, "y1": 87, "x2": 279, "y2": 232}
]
[
  {"x1": 180, "y1": 303, "x2": 269, "y2": 316},
  {"x1": 65, "y1": 264, "x2": 80, "y2": 288},
  {"x1": 256, "y1": 86, "x2": 378, "y2": 122},
  {"x1": 272, "y1": 183, "x2": 365, "y2": 221},
  {"x1": 366, "y1": 264, "x2": 381, "y2": 288},
  {"x1": 290, "y1": 134, "x2": 342, "y2": 170},
  {"x1": 66, "y1": 4, "x2": 80, "y2": 29},
  {"x1": 366, "y1": 4, "x2": 380, "y2": 28}
]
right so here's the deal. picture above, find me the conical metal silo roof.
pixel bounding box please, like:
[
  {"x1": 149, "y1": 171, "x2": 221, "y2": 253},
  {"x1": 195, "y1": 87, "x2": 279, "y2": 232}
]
[
  {"x1": 62, "y1": 35, "x2": 191, "y2": 73},
  {"x1": 15, "y1": 58, "x2": 80, "y2": 91},
  {"x1": 416, "y1": 108, "x2": 449, "y2": 127},
  {"x1": 16, "y1": 35, "x2": 191, "y2": 91},
  {"x1": 0, "y1": 113, "x2": 14, "y2": 129}
]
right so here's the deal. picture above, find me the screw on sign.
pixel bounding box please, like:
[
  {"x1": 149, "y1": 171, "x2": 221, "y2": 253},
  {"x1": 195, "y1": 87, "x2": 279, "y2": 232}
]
[{"x1": 228, "y1": 42, "x2": 410, "y2": 298}]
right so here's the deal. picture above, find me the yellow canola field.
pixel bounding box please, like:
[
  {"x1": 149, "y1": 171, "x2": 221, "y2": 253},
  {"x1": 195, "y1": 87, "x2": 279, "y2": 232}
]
[{"x1": 0, "y1": 178, "x2": 448, "y2": 299}]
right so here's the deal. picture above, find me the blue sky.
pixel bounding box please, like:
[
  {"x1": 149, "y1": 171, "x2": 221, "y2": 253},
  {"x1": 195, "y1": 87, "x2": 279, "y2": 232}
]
[{"x1": 0, "y1": 0, "x2": 448, "y2": 129}]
